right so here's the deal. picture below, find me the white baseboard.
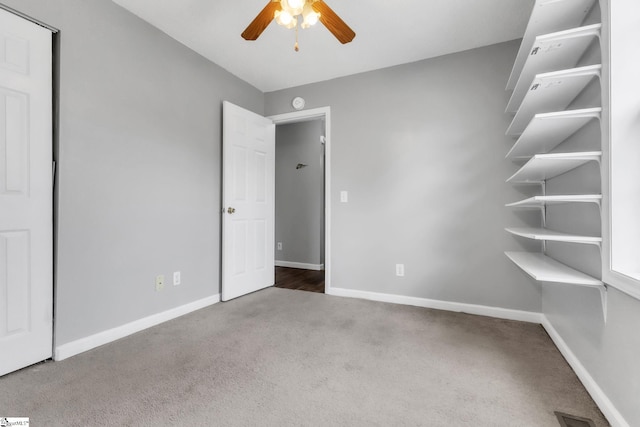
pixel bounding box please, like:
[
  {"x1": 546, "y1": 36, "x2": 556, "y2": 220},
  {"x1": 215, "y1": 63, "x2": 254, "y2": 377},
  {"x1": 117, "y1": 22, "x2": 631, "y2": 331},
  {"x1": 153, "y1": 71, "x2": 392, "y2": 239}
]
[
  {"x1": 326, "y1": 287, "x2": 543, "y2": 323},
  {"x1": 275, "y1": 260, "x2": 324, "y2": 271},
  {"x1": 541, "y1": 317, "x2": 629, "y2": 427},
  {"x1": 54, "y1": 294, "x2": 220, "y2": 361}
]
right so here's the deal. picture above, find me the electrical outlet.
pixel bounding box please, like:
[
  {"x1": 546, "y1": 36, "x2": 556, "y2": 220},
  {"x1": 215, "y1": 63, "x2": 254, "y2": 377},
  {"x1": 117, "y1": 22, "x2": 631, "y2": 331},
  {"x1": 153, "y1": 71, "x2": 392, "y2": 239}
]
[
  {"x1": 340, "y1": 191, "x2": 348, "y2": 203},
  {"x1": 277, "y1": 242, "x2": 283, "y2": 251},
  {"x1": 156, "y1": 274, "x2": 165, "y2": 291},
  {"x1": 173, "y1": 271, "x2": 181, "y2": 286},
  {"x1": 395, "y1": 264, "x2": 405, "y2": 277}
]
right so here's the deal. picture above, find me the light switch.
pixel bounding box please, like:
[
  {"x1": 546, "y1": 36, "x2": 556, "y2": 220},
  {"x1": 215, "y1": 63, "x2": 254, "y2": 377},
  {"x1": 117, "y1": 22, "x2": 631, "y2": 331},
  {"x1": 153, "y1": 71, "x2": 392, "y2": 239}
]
[{"x1": 340, "y1": 191, "x2": 348, "y2": 203}]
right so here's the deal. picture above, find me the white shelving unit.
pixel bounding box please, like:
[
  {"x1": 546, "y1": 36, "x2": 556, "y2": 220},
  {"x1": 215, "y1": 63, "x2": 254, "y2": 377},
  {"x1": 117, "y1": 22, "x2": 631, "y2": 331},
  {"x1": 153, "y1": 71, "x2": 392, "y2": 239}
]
[
  {"x1": 504, "y1": 0, "x2": 605, "y2": 319},
  {"x1": 505, "y1": 251, "x2": 602, "y2": 286},
  {"x1": 506, "y1": 65, "x2": 601, "y2": 136},
  {"x1": 506, "y1": 194, "x2": 602, "y2": 208},
  {"x1": 506, "y1": 0, "x2": 597, "y2": 90},
  {"x1": 506, "y1": 24, "x2": 601, "y2": 113},
  {"x1": 505, "y1": 251, "x2": 607, "y2": 319},
  {"x1": 506, "y1": 108, "x2": 601, "y2": 159},
  {"x1": 507, "y1": 151, "x2": 601, "y2": 183},
  {"x1": 505, "y1": 227, "x2": 602, "y2": 246}
]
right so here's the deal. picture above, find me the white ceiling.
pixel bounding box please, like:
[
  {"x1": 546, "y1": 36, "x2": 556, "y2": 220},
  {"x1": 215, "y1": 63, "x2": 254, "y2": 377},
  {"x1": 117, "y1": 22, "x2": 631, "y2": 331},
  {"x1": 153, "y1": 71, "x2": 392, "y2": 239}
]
[{"x1": 112, "y1": 0, "x2": 534, "y2": 92}]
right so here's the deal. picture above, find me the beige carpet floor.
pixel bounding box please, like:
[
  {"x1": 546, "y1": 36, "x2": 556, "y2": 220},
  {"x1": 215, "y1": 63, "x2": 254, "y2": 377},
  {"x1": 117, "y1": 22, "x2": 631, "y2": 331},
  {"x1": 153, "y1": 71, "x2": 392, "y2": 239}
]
[{"x1": 0, "y1": 287, "x2": 608, "y2": 426}]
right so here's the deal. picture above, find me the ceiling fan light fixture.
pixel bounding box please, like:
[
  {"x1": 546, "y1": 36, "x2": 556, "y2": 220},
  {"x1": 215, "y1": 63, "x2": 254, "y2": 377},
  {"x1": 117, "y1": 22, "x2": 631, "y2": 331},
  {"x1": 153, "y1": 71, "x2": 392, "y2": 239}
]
[
  {"x1": 280, "y1": 0, "x2": 303, "y2": 18},
  {"x1": 285, "y1": 0, "x2": 305, "y2": 13},
  {"x1": 241, "y1": 0, "x2": 355, "y2": 47},
  {"x1": 301, "y1": 3, "x2": 319, "y2": 28},
  {"x1": 275, "y1": 9, "x2": 296, "y2": 28}
]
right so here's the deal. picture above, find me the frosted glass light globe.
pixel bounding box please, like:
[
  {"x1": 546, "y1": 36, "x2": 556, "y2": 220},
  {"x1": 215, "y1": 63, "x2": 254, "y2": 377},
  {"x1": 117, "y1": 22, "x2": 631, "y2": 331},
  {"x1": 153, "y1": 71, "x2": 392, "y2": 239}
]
[
  {"x1": 276, "y1": 10, "x2": 293, "y2": 26},
  {"x1": 287, "y1": 0, "x2": 305, "y2": 9}
]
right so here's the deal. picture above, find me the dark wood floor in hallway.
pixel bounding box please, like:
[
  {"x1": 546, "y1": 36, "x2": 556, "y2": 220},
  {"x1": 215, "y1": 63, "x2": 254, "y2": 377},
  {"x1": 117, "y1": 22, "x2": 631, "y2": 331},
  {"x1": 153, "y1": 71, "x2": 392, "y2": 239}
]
[{"x1": 274, "y1": 267, "x2": 325, "y2": 293}]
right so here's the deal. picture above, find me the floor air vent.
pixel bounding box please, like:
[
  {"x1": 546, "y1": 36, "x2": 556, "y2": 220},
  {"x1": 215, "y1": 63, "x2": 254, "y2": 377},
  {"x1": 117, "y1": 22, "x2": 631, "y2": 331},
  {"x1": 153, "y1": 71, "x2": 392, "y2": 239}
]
[{"x1": 555, "y1": 411, "x2": 596, "y2": 427}]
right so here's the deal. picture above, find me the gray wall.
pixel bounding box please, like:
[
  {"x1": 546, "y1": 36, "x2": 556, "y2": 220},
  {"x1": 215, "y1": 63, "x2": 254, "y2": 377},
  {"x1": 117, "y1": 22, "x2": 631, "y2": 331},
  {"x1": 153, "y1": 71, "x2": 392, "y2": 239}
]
[
  {"x1": 544, "y1": 1, "x2": 640, "y2": 425},
  {"x1": 275, "y1": 121, "x2": 324, "y2": 267},
  {"x1": 1, "y1": 0, "x2": 264, "y2": 346},
  {"x1": 266, "y1": 41, "x2": 541, "y2": 311},
  {"x1": 4, "y1": 1, "x2": 637, "y2": 423}
]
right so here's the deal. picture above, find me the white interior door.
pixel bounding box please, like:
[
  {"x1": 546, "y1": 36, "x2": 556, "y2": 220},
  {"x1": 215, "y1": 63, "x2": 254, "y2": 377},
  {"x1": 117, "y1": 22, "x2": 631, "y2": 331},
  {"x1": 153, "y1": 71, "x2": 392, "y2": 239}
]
[
  {"x1": 222, "y1": 101, "x2": 275, "y2": 301},
  {"x1": 0, "y1": 8, "x2": 53, "y2": 376}
]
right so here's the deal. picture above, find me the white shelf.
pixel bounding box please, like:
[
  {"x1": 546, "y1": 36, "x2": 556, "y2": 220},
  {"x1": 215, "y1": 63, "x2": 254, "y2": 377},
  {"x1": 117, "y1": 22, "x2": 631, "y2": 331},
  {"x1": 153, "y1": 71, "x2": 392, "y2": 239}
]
[
  {"x1": 506, "y1": 0, "x2": 597, "y2": 90},
  {"x1": 506, "y1": 24, "x2": 601, "y2": 113},
  {"x1": 506, "y1": 151, "x2": 601, "y2": 183},
  {"x1": 506, "y1": 65, "x2": 601, "y2": 136},
  {"x1": 506, "y1": 108, "x2": 601, "y2": 159},
  {"x1": 505, "y1": 227, "x2": 602, "y2": 246},
  {"x1": 504, "y1": 0, "x2": 606, "y2": 322},
  {"x1": 505, "y1": 251, "x2": 607, "y2": 320},
  {"x1": 505, "y1": 251, "x2": 602, "y2": 286},
  {"x1": 506, "y1": 194, "x2": 601, "y2": 208}
]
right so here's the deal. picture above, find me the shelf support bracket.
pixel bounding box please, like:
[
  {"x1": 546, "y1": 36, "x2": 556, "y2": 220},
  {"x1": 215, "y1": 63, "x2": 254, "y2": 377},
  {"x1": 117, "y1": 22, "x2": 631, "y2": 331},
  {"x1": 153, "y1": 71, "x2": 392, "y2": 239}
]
[
  {"x1": 597, "y1": 284, "x2": 608, "y2": 323},
  {"x1": 541, "y1": 181, "x2": 547, "y2": 253}
]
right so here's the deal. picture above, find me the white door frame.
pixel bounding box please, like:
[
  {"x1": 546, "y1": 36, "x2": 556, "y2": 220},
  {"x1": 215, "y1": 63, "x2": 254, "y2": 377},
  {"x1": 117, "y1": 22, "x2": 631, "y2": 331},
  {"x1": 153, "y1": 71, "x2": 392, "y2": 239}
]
[
  {"x1": 0, "y1": 4, "x2": 59, "y2": 32},
  {"x1": 268, "y1": 107, "x2": 331, "y2": 292}
]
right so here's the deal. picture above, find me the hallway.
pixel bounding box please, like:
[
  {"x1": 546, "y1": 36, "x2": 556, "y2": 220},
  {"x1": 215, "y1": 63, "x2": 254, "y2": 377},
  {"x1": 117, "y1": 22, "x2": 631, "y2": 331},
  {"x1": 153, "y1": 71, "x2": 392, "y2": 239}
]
[{"x1": 274, "y1": 267, "x2": 324, "y2": 293}]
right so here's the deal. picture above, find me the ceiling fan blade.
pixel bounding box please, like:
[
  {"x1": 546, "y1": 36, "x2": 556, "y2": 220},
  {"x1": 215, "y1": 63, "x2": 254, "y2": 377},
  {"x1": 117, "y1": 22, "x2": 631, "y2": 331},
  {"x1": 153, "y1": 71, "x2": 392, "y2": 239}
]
[
  {"x1": 312, "y1": 0, "x2": 355, "y2": 44},
  {"x1": 241, "y1": 1, "x2": 282, "y2": 41}
]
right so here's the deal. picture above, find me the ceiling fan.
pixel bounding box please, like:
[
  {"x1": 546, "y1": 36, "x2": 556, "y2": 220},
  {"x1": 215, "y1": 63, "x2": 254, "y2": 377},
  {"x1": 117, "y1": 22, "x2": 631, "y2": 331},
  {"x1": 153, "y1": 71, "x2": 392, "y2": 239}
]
[{"x1": 241, "y1": 0, "x2": 355, "y2": 49}]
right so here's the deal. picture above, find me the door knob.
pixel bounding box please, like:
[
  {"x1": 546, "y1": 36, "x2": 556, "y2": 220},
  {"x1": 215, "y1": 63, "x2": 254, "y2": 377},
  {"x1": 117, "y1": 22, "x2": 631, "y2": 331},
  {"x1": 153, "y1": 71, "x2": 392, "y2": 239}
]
[{"x1": 227, "y1": 207, "x2": 236, "y2": 214}]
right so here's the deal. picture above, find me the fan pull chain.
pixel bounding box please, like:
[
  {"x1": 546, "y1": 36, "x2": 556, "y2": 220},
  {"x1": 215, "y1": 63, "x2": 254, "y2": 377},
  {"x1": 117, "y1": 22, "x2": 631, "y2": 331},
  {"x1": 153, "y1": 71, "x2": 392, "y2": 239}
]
[{"x1": 294, "y1": 18, "x2": 299, "y2": 52}]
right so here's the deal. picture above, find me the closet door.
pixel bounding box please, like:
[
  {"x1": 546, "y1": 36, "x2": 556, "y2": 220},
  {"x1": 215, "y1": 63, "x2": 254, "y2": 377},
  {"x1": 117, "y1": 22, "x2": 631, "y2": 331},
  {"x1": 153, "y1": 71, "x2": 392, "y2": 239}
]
[{"x1": 0, "y1": 7, "x2": 53, "y2": 376}]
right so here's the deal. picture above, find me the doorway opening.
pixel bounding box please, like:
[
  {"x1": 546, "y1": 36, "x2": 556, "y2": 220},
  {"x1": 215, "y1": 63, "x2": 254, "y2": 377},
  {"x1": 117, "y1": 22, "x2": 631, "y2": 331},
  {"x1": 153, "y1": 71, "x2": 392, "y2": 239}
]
[{"x1": 268, "y1": 108, "x2": 331, "y2": 294}]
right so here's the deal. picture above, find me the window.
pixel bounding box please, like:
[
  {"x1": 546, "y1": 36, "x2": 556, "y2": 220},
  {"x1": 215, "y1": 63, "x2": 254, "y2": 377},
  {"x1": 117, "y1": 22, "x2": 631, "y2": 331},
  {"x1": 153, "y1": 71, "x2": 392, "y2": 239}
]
[{"x1": 604, "y1": 0, "x2": 640, "y2": 299}]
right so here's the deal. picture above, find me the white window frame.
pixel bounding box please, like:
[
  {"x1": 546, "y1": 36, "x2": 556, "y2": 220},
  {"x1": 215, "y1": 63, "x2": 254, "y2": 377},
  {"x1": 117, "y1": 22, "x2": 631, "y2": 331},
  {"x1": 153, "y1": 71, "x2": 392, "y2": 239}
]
[{"x1": 602, "y1": 0, "x2": 640, "y2": 301}]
